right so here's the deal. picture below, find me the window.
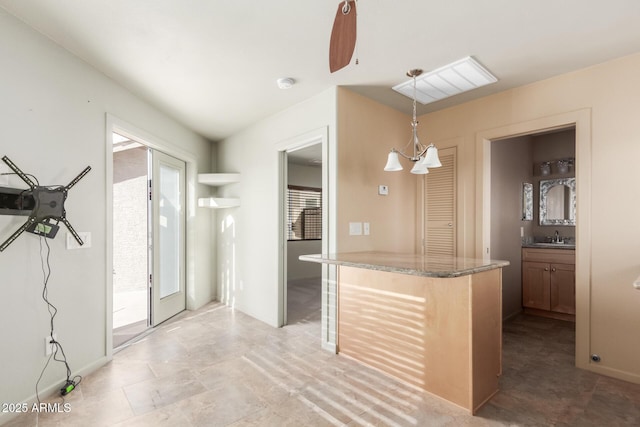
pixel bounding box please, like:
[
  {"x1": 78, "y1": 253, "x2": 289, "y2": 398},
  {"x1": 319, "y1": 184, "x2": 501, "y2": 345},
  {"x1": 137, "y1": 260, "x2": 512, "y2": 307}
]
[{"x1": 287, "y1": 185, "x2": 322, "y2": 240}]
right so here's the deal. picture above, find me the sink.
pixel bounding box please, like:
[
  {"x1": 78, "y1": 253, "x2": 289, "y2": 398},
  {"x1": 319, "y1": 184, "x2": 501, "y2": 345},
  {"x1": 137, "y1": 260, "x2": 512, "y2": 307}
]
[{"x1": 525, "y1": 242, "x2": 575, "y2": 249}]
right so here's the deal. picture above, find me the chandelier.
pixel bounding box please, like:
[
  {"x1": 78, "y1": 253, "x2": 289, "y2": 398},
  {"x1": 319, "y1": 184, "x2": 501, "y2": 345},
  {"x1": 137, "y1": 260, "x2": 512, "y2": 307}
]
[{"x1": 384, "y1": 69, "x2": 441, "y2": 174}]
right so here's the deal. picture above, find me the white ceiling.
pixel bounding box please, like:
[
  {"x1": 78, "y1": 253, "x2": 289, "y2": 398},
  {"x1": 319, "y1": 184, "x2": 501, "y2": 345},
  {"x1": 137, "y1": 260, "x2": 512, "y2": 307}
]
[{"x1": 2, "y1": 1, "x2": 640, "y2": 142}]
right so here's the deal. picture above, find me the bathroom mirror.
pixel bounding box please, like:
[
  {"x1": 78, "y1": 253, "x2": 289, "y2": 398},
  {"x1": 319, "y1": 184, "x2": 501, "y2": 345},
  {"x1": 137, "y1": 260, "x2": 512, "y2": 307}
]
[
  {"x1": 539, "y1": 178, "x2": 576, "y2": 225},
  {"x1": 522, "y1": 182, "x2": 533, "y2": 221}
]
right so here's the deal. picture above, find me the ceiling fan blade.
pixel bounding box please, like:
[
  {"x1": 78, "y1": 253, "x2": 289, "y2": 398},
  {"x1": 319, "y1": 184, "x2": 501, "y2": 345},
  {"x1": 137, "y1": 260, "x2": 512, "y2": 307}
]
[{"x1": 329, "y1": 0, "x2": 357, "y2": 73}]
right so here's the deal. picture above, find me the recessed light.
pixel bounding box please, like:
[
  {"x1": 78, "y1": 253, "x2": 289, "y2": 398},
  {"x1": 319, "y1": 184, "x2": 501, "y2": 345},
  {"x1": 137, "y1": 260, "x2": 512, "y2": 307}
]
[{"x1": 277, "y1": 77, "x2": 295, "y2": 89}]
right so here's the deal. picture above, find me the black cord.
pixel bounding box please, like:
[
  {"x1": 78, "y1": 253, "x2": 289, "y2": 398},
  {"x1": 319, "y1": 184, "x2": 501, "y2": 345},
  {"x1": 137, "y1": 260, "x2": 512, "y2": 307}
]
[
  {"x1": 35, "y1": 235, "x2": 81, "y2": 404},
  {"x1": 35, "y1": 353, "x2": 54, "y2": 405}
]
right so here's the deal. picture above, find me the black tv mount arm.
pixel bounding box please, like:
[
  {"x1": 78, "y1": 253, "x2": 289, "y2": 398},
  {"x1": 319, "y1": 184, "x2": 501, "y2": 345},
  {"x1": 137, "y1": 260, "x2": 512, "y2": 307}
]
[{"x1": 0, "y1": 155, "x2": 91, "y2": 252}]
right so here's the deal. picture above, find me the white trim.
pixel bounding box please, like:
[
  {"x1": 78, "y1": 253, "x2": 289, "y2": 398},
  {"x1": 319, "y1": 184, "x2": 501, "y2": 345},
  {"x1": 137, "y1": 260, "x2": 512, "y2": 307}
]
[
  {"x1": 276, "y1": 126, "x2": 337, "y2": 352},
  {"x1": 105, "y1": 113, "x2": 199, "y2": 359},
  {"x1": 475, "y1": 109, "x2": 592, "y2": 373}
]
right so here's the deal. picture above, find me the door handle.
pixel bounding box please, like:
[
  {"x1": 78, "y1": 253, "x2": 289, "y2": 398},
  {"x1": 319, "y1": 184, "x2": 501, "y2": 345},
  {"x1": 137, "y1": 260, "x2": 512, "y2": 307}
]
[{"x1": 551, "y1": 267, "x2": 556, "y2": 272}]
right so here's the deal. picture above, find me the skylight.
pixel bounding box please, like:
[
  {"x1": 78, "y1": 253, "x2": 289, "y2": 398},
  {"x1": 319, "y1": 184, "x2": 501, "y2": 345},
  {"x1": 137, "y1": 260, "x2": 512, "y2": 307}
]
[{"x1": 392, "y1": 56, "x2": 497, "y2": 105}]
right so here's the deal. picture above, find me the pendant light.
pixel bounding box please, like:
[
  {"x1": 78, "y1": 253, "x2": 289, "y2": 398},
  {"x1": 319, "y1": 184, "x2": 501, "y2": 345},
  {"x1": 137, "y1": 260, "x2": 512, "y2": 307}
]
[{"x1": 384, "y1": 69, "x2": 441, "y2": 174}]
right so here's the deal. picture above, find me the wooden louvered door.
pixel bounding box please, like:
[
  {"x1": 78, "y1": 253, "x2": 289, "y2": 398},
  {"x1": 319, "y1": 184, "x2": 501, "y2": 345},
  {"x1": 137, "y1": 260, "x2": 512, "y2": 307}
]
[{"x1": 423, "y1": 147, "x2": 456, "y2": 256}]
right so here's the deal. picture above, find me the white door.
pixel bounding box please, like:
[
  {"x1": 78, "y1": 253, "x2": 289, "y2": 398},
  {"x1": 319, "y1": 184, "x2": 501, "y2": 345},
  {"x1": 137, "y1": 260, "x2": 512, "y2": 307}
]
[{"x1": 151, "y1": 150, "x2": 186, "y2": 325}]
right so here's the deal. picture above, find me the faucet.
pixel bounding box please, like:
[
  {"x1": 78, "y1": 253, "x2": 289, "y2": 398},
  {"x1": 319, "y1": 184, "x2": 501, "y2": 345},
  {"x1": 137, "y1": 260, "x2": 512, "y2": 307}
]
[{"x1": 554, "y1": 230, "x2": 562, "y2": 243}]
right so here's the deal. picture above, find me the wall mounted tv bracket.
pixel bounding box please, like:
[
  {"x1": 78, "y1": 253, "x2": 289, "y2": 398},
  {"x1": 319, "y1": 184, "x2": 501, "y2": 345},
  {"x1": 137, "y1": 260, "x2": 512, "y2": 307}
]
[{"x1": 0, "y1": 155, "x2": 91, "y2": 252}]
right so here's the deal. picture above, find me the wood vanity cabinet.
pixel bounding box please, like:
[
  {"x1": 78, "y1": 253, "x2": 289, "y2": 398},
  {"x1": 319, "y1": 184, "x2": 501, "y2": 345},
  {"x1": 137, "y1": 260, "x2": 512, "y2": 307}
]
[{"x1": 522, "y1": 248, "x2": 575, "y2": 321}]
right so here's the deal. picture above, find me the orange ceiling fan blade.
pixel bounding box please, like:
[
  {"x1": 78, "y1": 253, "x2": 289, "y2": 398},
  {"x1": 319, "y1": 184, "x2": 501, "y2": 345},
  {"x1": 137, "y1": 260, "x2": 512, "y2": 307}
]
[{"x1": 329, "y1": 0, "x2": 357, "y2": 73}]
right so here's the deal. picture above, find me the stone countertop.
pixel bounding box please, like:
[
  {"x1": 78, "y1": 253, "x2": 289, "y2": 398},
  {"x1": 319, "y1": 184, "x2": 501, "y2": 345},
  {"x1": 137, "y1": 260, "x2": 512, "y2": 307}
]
[
  {"x1": 299, "y1": 252, "x2": 509, "y2": 279},
  {"x1": 522, "y1": 243, "x2": 575, "y2": 250}
]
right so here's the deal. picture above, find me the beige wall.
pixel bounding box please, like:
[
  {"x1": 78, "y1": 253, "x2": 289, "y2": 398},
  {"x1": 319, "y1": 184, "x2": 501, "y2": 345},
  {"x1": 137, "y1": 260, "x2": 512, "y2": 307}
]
[
  {"x1": 490, "y1": 136, "x2": 533, "y2": 319},
  {"x1": 336, "y1": 89, "x2": 418, "y2": 253},
  {"x1": 418, "y1": 53, "x2": 640, "y2": 383},
  {"x1": 490, "y1": 129, "x2": 576, "y2": 319},
  {"x1": 216, "y1": 52, "x2": 640, "y2": 383},
  {"x1": 531, "y1": 129, "x2": 576, "y2": 239}
]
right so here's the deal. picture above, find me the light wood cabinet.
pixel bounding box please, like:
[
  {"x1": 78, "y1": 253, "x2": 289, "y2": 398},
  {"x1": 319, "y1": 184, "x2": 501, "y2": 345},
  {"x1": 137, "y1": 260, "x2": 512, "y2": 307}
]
[
  {"x1": 338, "y1": 265, "x2": 502, "y2": 414},
  {"x1": 522, "y1": 248, "x2": 575, "y2": 321}
]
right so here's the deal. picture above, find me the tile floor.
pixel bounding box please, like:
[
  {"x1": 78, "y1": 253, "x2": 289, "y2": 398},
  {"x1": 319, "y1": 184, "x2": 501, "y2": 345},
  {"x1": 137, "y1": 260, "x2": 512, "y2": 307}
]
[{"x1": 5, "y1": 279, "x2": 640, "y2": 426}]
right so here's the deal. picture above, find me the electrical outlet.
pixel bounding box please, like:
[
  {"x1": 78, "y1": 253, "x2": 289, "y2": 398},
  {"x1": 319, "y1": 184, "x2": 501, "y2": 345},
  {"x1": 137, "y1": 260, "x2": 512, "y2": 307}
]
[
  {"x1": 66, "y1": 232, "x2": 91, "y2": 249},
  {"x1": 45, "y1": 333, "x2": 57, "y2": 356}
]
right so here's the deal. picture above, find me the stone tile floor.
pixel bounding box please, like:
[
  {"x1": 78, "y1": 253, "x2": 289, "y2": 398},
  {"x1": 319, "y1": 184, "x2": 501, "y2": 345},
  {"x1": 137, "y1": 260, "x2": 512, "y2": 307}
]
[{"x1": 5, "y1": 280, "x2": 640, "y2": 426}]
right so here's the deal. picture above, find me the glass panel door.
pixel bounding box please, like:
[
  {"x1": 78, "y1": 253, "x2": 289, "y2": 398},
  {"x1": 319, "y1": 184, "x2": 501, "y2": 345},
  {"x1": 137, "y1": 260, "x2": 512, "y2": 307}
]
[{"x1": 151, "y1": 150, "x2": 186, "y2": 325}]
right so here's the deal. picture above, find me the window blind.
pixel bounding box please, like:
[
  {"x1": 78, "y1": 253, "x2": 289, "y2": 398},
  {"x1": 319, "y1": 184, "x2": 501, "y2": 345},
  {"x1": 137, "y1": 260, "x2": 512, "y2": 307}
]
[{"x1": 287, "y1": 185, "x2": 322, "y2": 240}]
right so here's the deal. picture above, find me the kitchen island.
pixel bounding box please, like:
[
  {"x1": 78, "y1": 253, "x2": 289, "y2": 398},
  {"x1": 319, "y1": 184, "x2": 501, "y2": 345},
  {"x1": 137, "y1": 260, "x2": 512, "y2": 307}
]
[{"x1": 300, "y1": 252, "x2": 509, "y2": 414}]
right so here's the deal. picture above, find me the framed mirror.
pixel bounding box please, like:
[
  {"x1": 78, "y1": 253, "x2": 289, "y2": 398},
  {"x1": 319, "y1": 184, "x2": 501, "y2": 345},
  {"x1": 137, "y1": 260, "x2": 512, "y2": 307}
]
[
  {"x1": 522, "y1": 182, "x2": 533, "y2": 221},
  {"x1": 539, "y1": 177, "x2": 576, "y2": 225}
]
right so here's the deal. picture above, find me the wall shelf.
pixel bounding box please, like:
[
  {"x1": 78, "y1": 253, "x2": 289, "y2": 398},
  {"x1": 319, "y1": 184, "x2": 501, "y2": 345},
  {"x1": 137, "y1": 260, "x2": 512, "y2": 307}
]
[
  {"x1": 198, "y1": 173, "x2": 240, "y2": 186},
  {"x1": 198, "y1": 197, "x2": 240, "y2": 209},
  {"x1": 197, "y1": 174, "x2": 240, "y2": 208}
]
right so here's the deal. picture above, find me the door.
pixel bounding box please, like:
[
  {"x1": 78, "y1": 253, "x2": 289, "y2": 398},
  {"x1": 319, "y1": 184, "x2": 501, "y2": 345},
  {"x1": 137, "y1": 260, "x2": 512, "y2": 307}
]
[
  {"x1": 550, "y1": 263, "x2": 576, "y2": 314},
  {"x1": 151, "y1": 150, "x2": 186, "y2": 325},
  {"x1": 522, "y1": 261, "x2": 551, "y2": 310},
  {"x1": 423, "y1": 146, "x2": 456, "y2": 256}
]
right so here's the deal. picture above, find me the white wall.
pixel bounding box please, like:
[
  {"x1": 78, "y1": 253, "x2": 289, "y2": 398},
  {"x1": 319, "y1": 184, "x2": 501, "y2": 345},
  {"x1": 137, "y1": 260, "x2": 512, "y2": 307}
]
[
  {"x1": 216, "y1": 89, "x2": 336, "y2": 327},
  {"x1": 0, "y1": 12, "x2": 212, "y2": 417}
]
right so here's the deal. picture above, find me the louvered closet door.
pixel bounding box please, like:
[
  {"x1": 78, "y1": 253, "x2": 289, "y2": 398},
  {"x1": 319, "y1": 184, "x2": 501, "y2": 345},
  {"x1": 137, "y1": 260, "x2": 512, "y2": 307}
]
[{"x1": 424, "y1": 147, "x2": 456, "y2": 256}]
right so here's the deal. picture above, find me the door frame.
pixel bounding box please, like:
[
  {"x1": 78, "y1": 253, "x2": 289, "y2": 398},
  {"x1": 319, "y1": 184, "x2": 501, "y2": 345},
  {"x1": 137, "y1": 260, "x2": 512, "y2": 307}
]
[
  {"x1": 475, "y1": 108, "x2": 592, "y2": 371},
  {"x1": 276, "y1": 126, "x2": 338, "y2": 352},
  {"x1": 105, "y1": 114, "x2": 198, "y2": 358}
]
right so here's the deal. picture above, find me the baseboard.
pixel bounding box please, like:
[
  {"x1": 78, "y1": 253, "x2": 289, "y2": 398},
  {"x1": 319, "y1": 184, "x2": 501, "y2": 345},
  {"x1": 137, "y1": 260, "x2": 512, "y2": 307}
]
[
  {"x1": 502, "y1": 309, "x2": 522, "y2": 322},
  {"x1": 581, "y1": 361, "x2": 640, "y2": 385},
  {"x1": 0, "y1": 356, "x2": 109, "y2": 425},
  {"x1": 288, "y1": 276, "x2": 321, "y2": 286}
]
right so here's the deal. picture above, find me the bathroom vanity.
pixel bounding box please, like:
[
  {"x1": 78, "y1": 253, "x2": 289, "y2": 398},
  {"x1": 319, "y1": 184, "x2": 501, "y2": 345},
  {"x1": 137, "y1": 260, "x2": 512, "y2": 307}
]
[
  {"x1": 521, "y1": 245, "x2": 575, "y2": 321},
  {"x1": 299, "y1": 252, "x2": 509, "y2": 414}
]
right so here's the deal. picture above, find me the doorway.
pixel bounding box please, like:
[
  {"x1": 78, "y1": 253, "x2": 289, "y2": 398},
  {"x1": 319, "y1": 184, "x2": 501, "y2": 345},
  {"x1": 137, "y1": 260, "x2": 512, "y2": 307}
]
[
  {"x1": 490, "y1": 127, "x2": 576, "y2": 321},
  {"x1": 476, "y1": 108, "x2": 592, "y2": 370},
  {"x1": 112, "y1": 132, "x2": 186, "y2": 348},
  {"x1": 284, "y1": 144, "x2": 323, "y2": 325},
  {"x1": 112, "y1": 135, "x2": 148, "y2": 347}
]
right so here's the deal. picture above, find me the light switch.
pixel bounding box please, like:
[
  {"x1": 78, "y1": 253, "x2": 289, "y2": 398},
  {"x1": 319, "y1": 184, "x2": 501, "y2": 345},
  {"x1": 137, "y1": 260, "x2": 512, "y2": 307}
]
[
  {"x1": 349, "y1": 222, "x2": 363, "y2": 236},
  {"x1": 364, "y1": 222, "x2": 370, "y2": 235},
  {"x1": 378, "y1": 185, "x2": 389, "y2": 196},
  {"x1": 67, "y1": 232, "x2": 91, "y2": 249}
]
